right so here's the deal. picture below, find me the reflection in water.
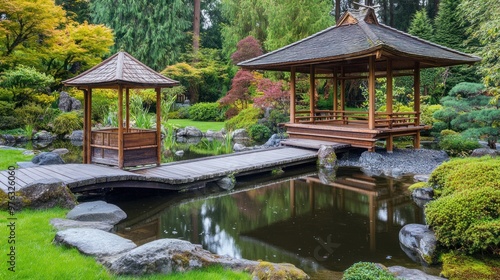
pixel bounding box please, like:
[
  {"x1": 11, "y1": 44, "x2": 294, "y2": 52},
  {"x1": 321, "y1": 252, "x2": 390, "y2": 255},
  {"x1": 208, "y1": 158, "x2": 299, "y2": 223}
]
[{"x1": 114, "y1": 166, "x2": 437, "y2": 278}]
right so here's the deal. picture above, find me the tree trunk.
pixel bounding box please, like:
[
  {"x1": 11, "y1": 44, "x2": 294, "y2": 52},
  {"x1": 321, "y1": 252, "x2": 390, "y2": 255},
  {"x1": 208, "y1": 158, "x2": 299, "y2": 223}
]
[
  {"x1": 193, "y1": 0, "x2": 201, "y2": 55},
  {"x1": 389, "y1": 0, "x2": 394, "y2": 27},
  {"x1": 335, "y1": 0, "x2": 341, "y2": 22},
  {"x1": 488, "y1": 138, "x2": 497, "y2": 149}
]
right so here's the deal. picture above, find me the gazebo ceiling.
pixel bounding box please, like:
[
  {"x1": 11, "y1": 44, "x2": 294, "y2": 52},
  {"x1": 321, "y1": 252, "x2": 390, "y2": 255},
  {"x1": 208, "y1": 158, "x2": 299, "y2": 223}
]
[
  {"x1": 63, "y1": 51, "x2": 179, "y2": 89},
  {"x1": 238, "y1": 8, "x2": 481, "y2": 74}
]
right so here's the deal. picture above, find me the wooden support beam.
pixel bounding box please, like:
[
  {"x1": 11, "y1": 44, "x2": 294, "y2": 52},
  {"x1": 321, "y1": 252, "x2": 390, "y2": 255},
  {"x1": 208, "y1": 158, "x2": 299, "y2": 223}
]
[
  {"x1": 368, "y1": 56, "x2": 376, "y2": 130},
  {"x1": 156, "y1": 88, "x2": 162, "y2": 166},
  {"x1": 386, "y1": 135, "x2": 393, "y2": 153},
  {"x1": 340, "y1": 67, "x2": 345, "y2": 123},
  {"x1": 87, "y1": 88, "x2": 92, "y2": 164},
  {"x1": 309, "y1": 65, "x2": 316, "y2": 123},
  {"x1": 414, "y1": 61, "x2": 421, "y2": 149},
  {"x1": 290, "y1": 67, "x2": 296, "y2": 123},
  {"x1": 118, "y1": 86, "x2": 124, "y2": 169},
  {"x1": 83, "y1": 88, "x2": 89, "y2": 164},
  {"x1": 125, "y1": 88, "x2": 130, "y2": 133},
  {"x1": 333, "y1": 68, "x2": 338, "y2": 118},
  {"x1": 386, "y1": 59, "x2": 393, "y2": 115}
]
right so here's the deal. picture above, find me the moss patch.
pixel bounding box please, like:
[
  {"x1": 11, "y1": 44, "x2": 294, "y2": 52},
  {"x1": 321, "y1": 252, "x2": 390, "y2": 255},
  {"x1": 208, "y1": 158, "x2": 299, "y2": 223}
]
[{"x1": 441, "y1": 251, "x2": 500, "y2": 280}]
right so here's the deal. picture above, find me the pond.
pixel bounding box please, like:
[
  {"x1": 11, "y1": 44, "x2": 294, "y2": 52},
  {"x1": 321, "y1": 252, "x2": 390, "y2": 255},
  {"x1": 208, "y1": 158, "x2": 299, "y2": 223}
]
[{"x1": 98, "y1": 165, "x2": 441, "y2": 279}]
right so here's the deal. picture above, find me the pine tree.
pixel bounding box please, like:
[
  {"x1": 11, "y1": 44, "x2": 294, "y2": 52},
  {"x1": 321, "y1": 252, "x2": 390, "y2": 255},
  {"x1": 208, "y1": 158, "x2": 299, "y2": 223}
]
[
  {"x1": 434, "y1": 0, "x2": 466, "y2": 50},
  {"x1": 90, "y1": 0, "x2": 193, "y2": 70},
  {"x1": 408, "y1": 9, "x2": 434, "y2": 41}
]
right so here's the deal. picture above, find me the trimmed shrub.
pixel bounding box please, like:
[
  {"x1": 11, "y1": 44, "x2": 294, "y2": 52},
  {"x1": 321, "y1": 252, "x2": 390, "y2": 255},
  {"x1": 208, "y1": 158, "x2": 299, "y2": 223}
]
[
  {"x1": 439, "y1": 129, "x2": 458, "y2": 137},
  {"x1": 441, "y1": 160, "x2": 500, "y2": 195},
  {"x1": 176, "y1": 106, "x2": 191, "y2": 119},
  {"x1": 225, "y1": 107, "x2": 261, "y2": 131},
  {"x1": 260, "y1": 109, "x2": 289, "y2": 134},
  {"x1": 188, "y1": 102, "x2": 226, "y2": 121},
  {"x1": 408, "y1": 181, "x2": 427, "y2": 192},
  {"x1": 248, "y1": 124, "x2": 271, "y2": 142},
  {"x1": 438, "y1": 134, "x2": 481, "y2": 156},
  {"x1": 342, "y1": 262, "x2": 396, "y2": 280},
  {"x1": 441, "y1": 251, "x2": 500, "y2": 280},
  {"x1": 425, "y1": 187, "x2": 500, "y2": 254},
  {"x1": 53, "y1": 111, "x2": 83, "y2": 136}
]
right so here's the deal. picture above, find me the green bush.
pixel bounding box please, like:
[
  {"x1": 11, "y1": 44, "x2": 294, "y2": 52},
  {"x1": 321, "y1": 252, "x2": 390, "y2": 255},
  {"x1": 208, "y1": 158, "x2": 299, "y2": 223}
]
[
  {"x1": 342, "y1": 262, "x2": 396, "y2": 280},
  {"x1": 248, "y1": 124, "x2": 271, "y2": 142},
  {"x1": 0, "y1": 116, "x2": 20, "y2": 130},
  {"x1": 225, "y1": 107, "x2": 261, "y2": 131},
  {"x1": 425, "y1": 187, "x2": 500, "y2": 254},
  {"x1": 188, "y1": 102, "x2": 226, "y2": 121},
  {"x1": 14, "y1": 103, "x2": 45, "y2": 126},
  {"x1": 260, "y1": 109, "x2": 289, "y2": 134},
  {"x1": 440, "y1": 129, "x2": 458, "y2": 137},
  {"x1": 428, "y1": 157, "x2": 497, "y2": 195},
  {"x1": 441, "y1": 160, "x2": 500, "y2": 195},
  {"x1": 448, "y1": 82, "x2": 485, "y2": 98},
  {"x1": 438, "y1": 134, "x2": 481, "y2": 156},
  {"x1": 53, "y1": 111, "x2": 83, "y2": 136},
  {"x1": 441, "y1": 251, "x2": 500, "y2": 280},
  {"x1": 176, "y1": 106, "x2": 191, "y2": 119}
]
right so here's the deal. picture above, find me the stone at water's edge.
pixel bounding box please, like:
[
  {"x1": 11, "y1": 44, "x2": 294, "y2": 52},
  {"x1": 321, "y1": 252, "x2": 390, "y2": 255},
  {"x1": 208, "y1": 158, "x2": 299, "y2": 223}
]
[
  {"x1": 471, "y1": 147, "x2": 500, "y2": 157},
  {"x1": 1, "y1": 178, "x2": 76, "y2": 211},
  {"x1": 106, "y1": 238, "x2": 309, "y2": 279},
  {"x1": 31, "y1": 152, "x2": 65, "y2": 165},
  {"x1": 69, "y1": 130, "x2": 83, "y2": 141},
  {"x1": 231, "y1": 128, "x2": 249, "y2": 140},
  {"x1": 412, "y1": 187, "x2": 434, "y2": 200},
  {"x1": 54, "y1": 228, "x2": 136, "y2": 258},
  {"x1": 399, "y1": 224, "x2": 438, "y2": 265},
  {"x1": 388, "y1": 266, "x2": 445, "y2": 280},
  {"x1": 317, "y1": 145, "x2": 337, "y2": 169},
  {"x1": 359, "y1": 151, "x2": 384, "y2": 166},
  {"x1": 50, "y1": 218, "x2": 114, "y2": 232},
  {"x1": 66, "y1": 200, "x2": 127, "y2": 225},
  {"x1": 233, "y1": 143, "x2": 247, "y2": 152},
  {"x1": 215, "y1": 176, "x2": 235, "y2": 190}
]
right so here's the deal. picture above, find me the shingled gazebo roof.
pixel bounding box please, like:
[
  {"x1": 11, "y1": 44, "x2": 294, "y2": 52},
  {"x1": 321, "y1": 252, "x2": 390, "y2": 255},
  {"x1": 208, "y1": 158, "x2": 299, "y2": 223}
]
[
  {"x1": 238, "y1": 8, "x2": 481, "y2": 74},
  {"x1": 63, "y1": 51, "x2": 179, "y2": 88}
]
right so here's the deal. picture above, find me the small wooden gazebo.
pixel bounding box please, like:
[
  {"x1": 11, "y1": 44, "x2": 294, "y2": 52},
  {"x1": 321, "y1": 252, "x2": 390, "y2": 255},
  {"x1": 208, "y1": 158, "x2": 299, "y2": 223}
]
[
  {"x1": 63, "y1": 51, "x2": 179, "y2": 168},
  {"x1": 239, "y1": 7, "x2": 481, "y2": 152}
]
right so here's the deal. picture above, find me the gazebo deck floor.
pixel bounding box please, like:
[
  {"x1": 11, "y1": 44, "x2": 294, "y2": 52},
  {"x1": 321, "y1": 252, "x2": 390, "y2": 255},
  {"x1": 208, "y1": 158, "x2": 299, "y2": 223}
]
[{"x1": 285, "y1": 122, "x2": 428, "y2": 151}]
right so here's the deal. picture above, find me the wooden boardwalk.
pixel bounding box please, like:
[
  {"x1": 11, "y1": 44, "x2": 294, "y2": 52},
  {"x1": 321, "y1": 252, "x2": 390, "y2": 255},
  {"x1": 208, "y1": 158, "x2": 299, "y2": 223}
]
[{"x1": 0, "y1": 147, "x2": 319, "y2": 193}]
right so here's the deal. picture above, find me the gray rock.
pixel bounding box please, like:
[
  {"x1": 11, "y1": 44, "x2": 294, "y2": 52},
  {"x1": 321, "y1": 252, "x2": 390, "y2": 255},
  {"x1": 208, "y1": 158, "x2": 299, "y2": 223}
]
[
  {"x1": 233, "y1": 143, "x2": 247, "y2": 152},
  {"x1": 52, "y1": 148, "x2": 69, "y2": 155},
  {"x1": 175, "y1": 150, "x2": 184, "y2": 157},
  {"x1": 54, "y1": 228, "x2": 136, "y2": 258},
  {"x1": 215, "y1": 177, "x2": 235, "y2": 190},
  {"x1": 414, "y1": 174, "x2": 430, "y2": 182},
  {"x1": 399, "y1": 224, "x2": 438, "y2": 265},
  {"x1": 184, "y1": 126, "x2": 203, "y2": 137},
  {"x1": 205, "y1": 129, "x2": 216, "y2": 138},
  {"x1": 359, "y1": 151, "x2": 384, "y2": 166},
  {"x1": 8, "y1": 179, "x2": 76, "y2": 210},
  {"x1": 2, "y1": 134, "x2": 15, "y2": 143},
  {"x1": 59, "y1": 91, "x2": 73, "y2": 112},
  {"x1": 33, "y1": 130, "x2": 55, "y2": 141},
  {"x1": 232, "y1": 128, "x2": 249, "y2": 139},
  {"x1": 50, "y1": 218, "x2": 114, "y2": 232},
  {"x1": 176, "y1": 128, "x2": 186, "y2": 137},
  {"x1": 69, "y1": 130, "x2": 83, "y2": 141},
  {"x1": 412, "y1": 187, "x2": 434, "y2": 200},
  {"x1": 107, "y1": 238, "x2": 308, "y2": 279},
  {"x1": 71, "y1": 99, "x2": 82, "y2": 110},
  {"x1": 471, "y1": 148, "x2": 499, "y2": 157},
  {"x1": 22, "y1": 150, "x2": 36, "y2": 156},
  {"x1": 317, "y1": 145, "x2": 338, "y2": 169},
  {"x1": 31, "y1": 152, "x2": 65, "y2": 165},
  {"x1": 388, "y1": 266, "x2": 445, "y2": 280},
  {"x1": 66, "y1": 201, "x2": 127, "y2": 225},
  {"x1": 262, "y1": 134, "x2": 282, "y2": 147},
  {"x1": 318, "y1": 167, "x2": 337, "y2": 184},
  {"x1": 16, "y1": 135, "x2": 27, "y2": 142},
  {"x1": 183, "y1": 99, "x2": 190, "y2": 105}
]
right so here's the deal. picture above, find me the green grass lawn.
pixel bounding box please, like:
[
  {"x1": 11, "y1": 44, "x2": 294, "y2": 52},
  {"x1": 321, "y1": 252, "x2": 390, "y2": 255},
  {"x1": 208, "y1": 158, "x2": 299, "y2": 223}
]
[
  {"x1": 0, "y1": 149, "x2": 34, "y2": 170},
  {"x1": 167, "y1": 119, "x2": 225, "y2": 132},
  {"x1": 0, "y1": 208, "x2": 251, "y2": 280}
]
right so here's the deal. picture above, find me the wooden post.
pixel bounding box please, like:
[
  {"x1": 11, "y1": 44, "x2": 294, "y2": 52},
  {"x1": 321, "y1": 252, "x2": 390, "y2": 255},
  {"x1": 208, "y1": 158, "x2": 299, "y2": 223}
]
[
  {"x1": 309, "y1": 181, "x2": 315, "y2": 213},
  {"x1": 87, "y1": 88, "x2": 92, "y2": 164},
  {"x1": 156, "y1": 88, "x2": 162, "y2": 166},
  {"x1": 83, "y1": 88, "x2": 89, "y2": 164},
  {"x1": 309, "y1": 65, "x2": 316, "y2": 123},
  {"x1": 290, "y1": 67, "x2": 296, "y2": 123},
  {"x1": 118, "y1": 85, "x2": 124, "y2": 168},
  {"x1": 340, "y1": 67, "x2": 345, "y2": 123},
  {"x1": 333, "y1": 68, "x2": 338, "y2": 119},
  {"x1": 125, "y1": 88, "x2": 130, "y2": 132},
  {"x1": 414, "y1": 61, "x2": 421, "y2": 149},
  {"x1": 386, "y1": 59, "x2": 393, "y2": 153},
  {"x1": 368, "y1": 55, "x2": 376, "y2": 130}
]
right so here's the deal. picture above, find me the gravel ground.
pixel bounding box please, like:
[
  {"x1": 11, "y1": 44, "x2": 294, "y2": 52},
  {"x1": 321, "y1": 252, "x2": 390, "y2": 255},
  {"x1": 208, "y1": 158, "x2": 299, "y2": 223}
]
[{"x1": 337, "y1": 147, "x2": 449, "y2": 177}]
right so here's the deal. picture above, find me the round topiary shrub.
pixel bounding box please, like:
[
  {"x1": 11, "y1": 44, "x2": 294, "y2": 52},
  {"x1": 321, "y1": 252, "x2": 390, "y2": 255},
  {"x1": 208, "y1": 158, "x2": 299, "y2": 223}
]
[
  {"x1": 53, "y1": 111, "x2": 83, "y2": 137},
  {"x1": 188, "y1": 102, "x2": 226, "y2": 121},
  {"x1": 248, "y1": 124, "x2": 271, "y2": 142},
  {"x1": 425, "y1": 187, "x2": 500, "y2": 255},
  {"x1": 342, "y1": 262, "x2": 396, "y2": 280},
  {"x1": 438, "y1": 134, "x2": 481, "y2": 157}
]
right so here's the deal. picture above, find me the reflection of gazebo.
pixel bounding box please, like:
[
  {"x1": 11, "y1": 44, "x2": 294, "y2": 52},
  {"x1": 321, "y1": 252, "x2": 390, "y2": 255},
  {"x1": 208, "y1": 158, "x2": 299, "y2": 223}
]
[
  {"x1": 63, "y1": 51, "x2": 179, "y2": 168},
  {"x1": 239, "y1": 7, "x2": 480, "y2": 152}
]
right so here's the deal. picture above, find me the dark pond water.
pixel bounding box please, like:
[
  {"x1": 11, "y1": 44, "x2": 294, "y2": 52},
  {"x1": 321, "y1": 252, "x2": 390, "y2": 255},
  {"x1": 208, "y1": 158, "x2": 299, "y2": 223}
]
[{"x1": 98, "y1": 165, "x2": 441, "y2": 279}]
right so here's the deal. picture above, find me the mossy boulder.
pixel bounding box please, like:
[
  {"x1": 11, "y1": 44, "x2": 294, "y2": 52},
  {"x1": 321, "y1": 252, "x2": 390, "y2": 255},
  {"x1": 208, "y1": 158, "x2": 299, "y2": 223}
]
[
  {"x1": 342, "y1": 262, "x2": 396, "y2": 280},
  {"x1": 6, "y1": 179, "x2": 76, "y2": 211},
  {"x1": 251, "y1": 261, "x2": 309, "y2": 280},
  {"x1": 441, "y1": 251, "x2": 500, "y2": 280}
]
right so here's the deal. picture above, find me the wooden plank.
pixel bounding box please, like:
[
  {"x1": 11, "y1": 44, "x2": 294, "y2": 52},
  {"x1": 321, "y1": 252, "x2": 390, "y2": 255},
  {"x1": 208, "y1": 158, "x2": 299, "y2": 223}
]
[
  {"x1": 290, "y1": 67, "x2": 296, "y2": 123},
  {"x1": 0, "y1": 170, "x2": 30, "y2": 186}
]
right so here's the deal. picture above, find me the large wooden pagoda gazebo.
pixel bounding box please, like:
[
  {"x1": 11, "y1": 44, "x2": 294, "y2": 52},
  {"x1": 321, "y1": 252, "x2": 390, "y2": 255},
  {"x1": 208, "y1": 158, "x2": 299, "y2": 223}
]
[
  {"x1": 239, "y1": 7, "x2": 481, "y2": 152},
  {"x1": 63, "y1": 51, "x2": 179, "y2": 168}
]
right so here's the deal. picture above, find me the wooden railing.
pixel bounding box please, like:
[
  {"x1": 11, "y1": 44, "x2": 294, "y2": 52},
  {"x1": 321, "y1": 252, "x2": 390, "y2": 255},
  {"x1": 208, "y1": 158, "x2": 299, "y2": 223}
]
[
  {"x1": 294, "y1": 110, "x2": 419, "y2": 128},
  {"x1": 90, "y1": 128, "x2": 158, "y2": 166}
]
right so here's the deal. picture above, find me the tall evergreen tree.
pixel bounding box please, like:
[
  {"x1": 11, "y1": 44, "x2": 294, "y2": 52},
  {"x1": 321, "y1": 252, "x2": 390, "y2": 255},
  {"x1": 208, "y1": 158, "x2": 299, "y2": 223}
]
[
  {"x1": 434, "y1": 0, "x2": 465, "y2": 50},
  {"x1": 90, "y1": 0, "x2": 192, "y2": 70},
  {"x1": 200, "y1": 0, "x2": 226, "y2": 49},
  {"x1": 408, "y1": 9, "x2": 434, "y2": 41}
]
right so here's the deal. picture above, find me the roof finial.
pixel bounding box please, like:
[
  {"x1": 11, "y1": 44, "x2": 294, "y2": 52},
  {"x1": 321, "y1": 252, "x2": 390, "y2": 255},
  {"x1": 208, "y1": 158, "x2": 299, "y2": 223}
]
[{"x1": 352, "y1": 2, "x2": 380, "y2": 10}]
